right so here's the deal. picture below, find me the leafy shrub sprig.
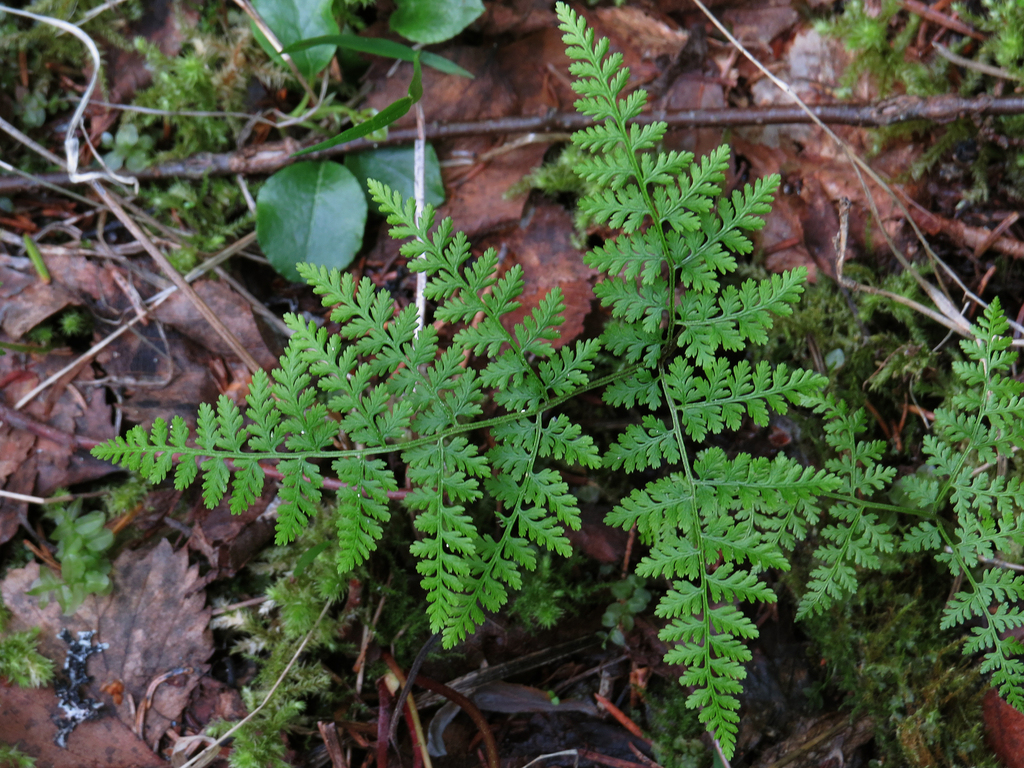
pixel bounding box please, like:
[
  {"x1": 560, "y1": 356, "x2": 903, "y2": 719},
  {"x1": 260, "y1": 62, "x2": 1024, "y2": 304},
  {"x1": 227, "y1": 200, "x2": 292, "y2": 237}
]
[{"x1": 93, "y1": 3, "x2": 1024, "y2": 755}]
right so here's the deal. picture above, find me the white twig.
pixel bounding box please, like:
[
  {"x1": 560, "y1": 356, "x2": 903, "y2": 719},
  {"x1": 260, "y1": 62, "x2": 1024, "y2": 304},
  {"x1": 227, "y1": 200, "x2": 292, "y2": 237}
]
[
  {"x1": 413, "y1": 101, "x2": 428, "y2": 336},
  {"x1": 0, "y1": 489, "x2": 75, "y2": 505},
  {"x1": 13, "y1": 232, "x2": 258, "y2": 410},
  {"x1": 0, "y1": 4, "x2": 137, "y2": 189},
  {"x1": 519, "y1": 750, "x2": 579, "y2": 768}
]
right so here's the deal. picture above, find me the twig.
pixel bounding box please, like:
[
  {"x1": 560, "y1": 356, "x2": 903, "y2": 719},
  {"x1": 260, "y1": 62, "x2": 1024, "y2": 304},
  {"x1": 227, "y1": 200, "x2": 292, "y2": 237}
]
[
  {"x1": 0, "y1": 4, "x2": 136, "y2": 188},
  {"x1": 593, "y1": 693, "x2": 649, "y2": 743},
  {"x1": 178, "y1": 599, "x2": 333, "y2": 768},
  {"x1": 385, "y1": 661, "x2": 500, "y2": 768},
  {"x1": 210, "y1": 595, "x2": 270, "y2": 615},
  {"x1": 520, "y1": 750, "x2": 579, "y2": 768},
  {"x1": 12, "y1": 232, "x2": 258, "y2": 410},
  {"x1": 0, "y1": 489, "x2": 75, "y2": 505},
  {"x1": 89, "y1": 182, "x2": 261, "y2": 374},
  {"x1": 0, "y1": 114, "x2": 64, "y2": 167},
  {"x1": 317, "y1": 721, "x2": 348, "y2": 768},
  {"x1": 136, "y1": 666, "x2": 194, "y2": 739},
  {"x1": 933, "y1": 42, "x2": 1020, "y2": 81},
  {"x1": 943, "y1": 546, "x2": 1024, "y2": 572},
  {"x1": 229, "y1": 0, "x2": 318, "y2": 102},
  {"x1": 900, "y1": 0, "x2": 985, "y2": 41},
  {"x1": 387, "y1": 632, "x2": 439, "y2": 745},
  {"x1": 4, "y1": 96, "x2": 1023, "y2": 193},
  {"x1": 381, "y1": 663, "x2": 432, "y2": 768}
]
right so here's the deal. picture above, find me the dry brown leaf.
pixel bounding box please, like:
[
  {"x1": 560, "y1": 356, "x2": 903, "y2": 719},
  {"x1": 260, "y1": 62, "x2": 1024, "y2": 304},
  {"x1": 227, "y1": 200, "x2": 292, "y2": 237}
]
[
  {"x1": 152, "y1": 279, "x2": 278, "y2": 372},
  {"x1": 188, "y1": 482, "x2": 278, "y2": 579},
  {"x1": 2, "y1": 539, "x2": 213, "y2": 745},
  {"x1": 594, "y1": 6, "x2": 689, "y2": 61},
  {"x1": 721, "y1": 4, "x2": 800, "y2": 50},
  {"x1": 0, "y1": 265, "x2": 77, "y2": 339},
  {"x1": 984, "y1": 688, "x2": 1024, "y2": 768}
]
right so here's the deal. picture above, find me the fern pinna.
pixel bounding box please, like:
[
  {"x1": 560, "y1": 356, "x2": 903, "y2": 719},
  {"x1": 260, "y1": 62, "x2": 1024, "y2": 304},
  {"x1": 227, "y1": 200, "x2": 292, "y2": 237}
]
[{"x1": 92, "y1": 2, "x2": 1024, "y2": 756}]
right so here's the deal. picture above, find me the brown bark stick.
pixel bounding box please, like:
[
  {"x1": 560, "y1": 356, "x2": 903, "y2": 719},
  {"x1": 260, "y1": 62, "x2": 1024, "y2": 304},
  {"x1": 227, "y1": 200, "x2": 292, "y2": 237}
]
[{"x1": 3, "y1": 95, "x2": 1022, "y2": 194}]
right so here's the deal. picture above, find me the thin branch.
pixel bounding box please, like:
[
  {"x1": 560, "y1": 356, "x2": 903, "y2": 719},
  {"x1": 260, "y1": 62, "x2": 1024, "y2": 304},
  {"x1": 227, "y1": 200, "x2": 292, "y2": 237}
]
[
  {"x1": 3, "y1": 95, "x2": 1023, "y2": 194},
  {"x1": 933, "y1": 42, "x2": 1020, "y2": 82},
  {"x1": 11, "y1": 232, "x2": 258, "y2": 410},
  {"x1": 89, "y1": 182, "x2": 262, "y2": 375}
]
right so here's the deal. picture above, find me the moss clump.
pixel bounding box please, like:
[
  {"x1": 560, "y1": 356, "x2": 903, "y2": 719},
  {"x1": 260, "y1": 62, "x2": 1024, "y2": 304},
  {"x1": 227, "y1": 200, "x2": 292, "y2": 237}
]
[
  {"x1": 0, "y1": 601, "x2": 54, "y2": 689},
  {"x1": 800, "y1": 558, "x2": 1000, "y2": 768}
]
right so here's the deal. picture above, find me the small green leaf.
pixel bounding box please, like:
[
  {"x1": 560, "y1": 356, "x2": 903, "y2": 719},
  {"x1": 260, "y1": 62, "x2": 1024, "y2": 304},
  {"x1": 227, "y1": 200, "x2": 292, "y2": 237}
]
[
  {"x1": 390, "y1": 0, "x2": 485, "y2": 45},
  {"x1": 283, "y1": 34, "x2": 473, "y2": 78},
  {"x1": 294, "y1": 540, "x2": 331, "y2": 577},
  {"x1": 251, "y1": 0, "x2": 339, "y2": 82},
  {"x1": 257, "y1": 161, "x2": 368, "y2": 281},
  {"x1": 346, "y1": 145, "x2": 445, "y2": 213},
  {"x1": 293, "y1": 54, "x2": 423, "y2": 158}
]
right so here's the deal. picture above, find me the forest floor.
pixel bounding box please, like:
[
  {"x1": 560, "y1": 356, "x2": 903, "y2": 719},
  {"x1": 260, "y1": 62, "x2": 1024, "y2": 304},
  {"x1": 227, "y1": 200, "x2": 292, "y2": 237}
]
[{"x1": 2, "y1": 0, "x2": 1024, "y2": 767}]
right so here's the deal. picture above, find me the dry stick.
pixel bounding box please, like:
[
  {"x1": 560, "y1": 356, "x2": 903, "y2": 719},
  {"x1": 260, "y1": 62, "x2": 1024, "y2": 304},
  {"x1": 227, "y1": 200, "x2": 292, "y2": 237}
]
[
  {"x1": 178, "y1": 599, "x2": 333, "y2": 768},
  {"x1": 380, "y1": 659, "x2": 432, "y2": 768},
  {"x1": 5, "y1": 95, "x2": 1024, "y2": 194},
  {"x1": 933, "y1": 42, "x2": 1020, "y2": 81},
  {"x1": 0, "y1": 489, "x2": 76, "y2": 505},
  {"x1": 12, "y1": 232, "x2": 258, "y2": 410},
  {"x1": 89, "y1": 182, "x2": 261, "y2": 374},
  {"x1": 387, "y1": 632, "x2": 440, "y2": 747},
  {"x1": 900, "y1": 0, "x2": 985, "y2": 40},
  {"x1": 229, "y1": 0, "x2": 317, "y2": 102}
]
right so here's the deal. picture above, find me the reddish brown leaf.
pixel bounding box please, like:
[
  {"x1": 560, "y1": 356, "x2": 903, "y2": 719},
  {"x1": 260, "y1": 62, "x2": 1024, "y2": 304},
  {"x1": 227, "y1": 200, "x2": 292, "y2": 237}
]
[
  {"x1": 985, "y1": 688, "x2": 1024, "y2": 768},
  {"x1": 486, "y1": 201, "x2": 597, "y2": 349}
]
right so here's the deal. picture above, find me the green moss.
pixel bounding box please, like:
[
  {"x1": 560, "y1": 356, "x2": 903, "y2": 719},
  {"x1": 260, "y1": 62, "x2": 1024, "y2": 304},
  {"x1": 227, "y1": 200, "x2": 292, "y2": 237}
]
[
  {"x1": 645, "y1": 678, "x2": 710, "y2": 768},
  {"x1": 799, "y1": 559, "x2": 1000, "y2": 768},
  {"x1": 0, "y1": 600, "x2": 55, "y2": 689},
  {"x1": 0, "y1": 744, "x2": 36, "y2": 768},
  {"x1": 140, "y1": 176, "x2": 254, "y2": 254},
  {"x1": 509, "y1": 550, "x2": 593, "y2": 630}
]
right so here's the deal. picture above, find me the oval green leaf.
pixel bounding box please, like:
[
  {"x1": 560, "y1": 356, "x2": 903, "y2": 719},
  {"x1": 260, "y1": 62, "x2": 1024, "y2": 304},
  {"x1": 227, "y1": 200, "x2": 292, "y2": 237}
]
[
  {"x1": 251, "y1": 0, "x2": 339, "y2": 82},
  {"x1": 390, "y1": 0, "x2": 485, "y2": 45},
  {"x1": 345, "y1": 145, "x2": 445, "y2": 214},
  {"x1": 256, "y1": 161, "x2": 368, "y2": 281}
]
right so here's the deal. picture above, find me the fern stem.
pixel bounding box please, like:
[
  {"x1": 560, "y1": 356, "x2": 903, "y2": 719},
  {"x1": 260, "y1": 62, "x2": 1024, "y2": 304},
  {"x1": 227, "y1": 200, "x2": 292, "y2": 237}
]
[{"x1": 820, "y1": 493, "x2": 935, "y2": 518}]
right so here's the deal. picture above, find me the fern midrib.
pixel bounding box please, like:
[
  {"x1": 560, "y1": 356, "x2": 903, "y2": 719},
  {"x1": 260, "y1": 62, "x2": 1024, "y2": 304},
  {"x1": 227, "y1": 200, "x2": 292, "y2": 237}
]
[
  {"x1": 930, "y1": 345, "x2": 998, "y2": 517},
  {"x1": 580, "y1": 43, "x2": 679, "y2": 353},
  {"x1": 132, "y1": 366, "x2": 638, "y2": 467},
  {"x1": 458, "y1": 413, "x2": 546, "y2": 625}
]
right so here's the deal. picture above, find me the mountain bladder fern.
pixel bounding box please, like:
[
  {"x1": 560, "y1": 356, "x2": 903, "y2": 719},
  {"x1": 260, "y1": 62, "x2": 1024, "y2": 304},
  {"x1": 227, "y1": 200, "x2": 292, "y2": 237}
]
[{"x1": 92, "y1": 3, "x2": 1024, "y2": 755}]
